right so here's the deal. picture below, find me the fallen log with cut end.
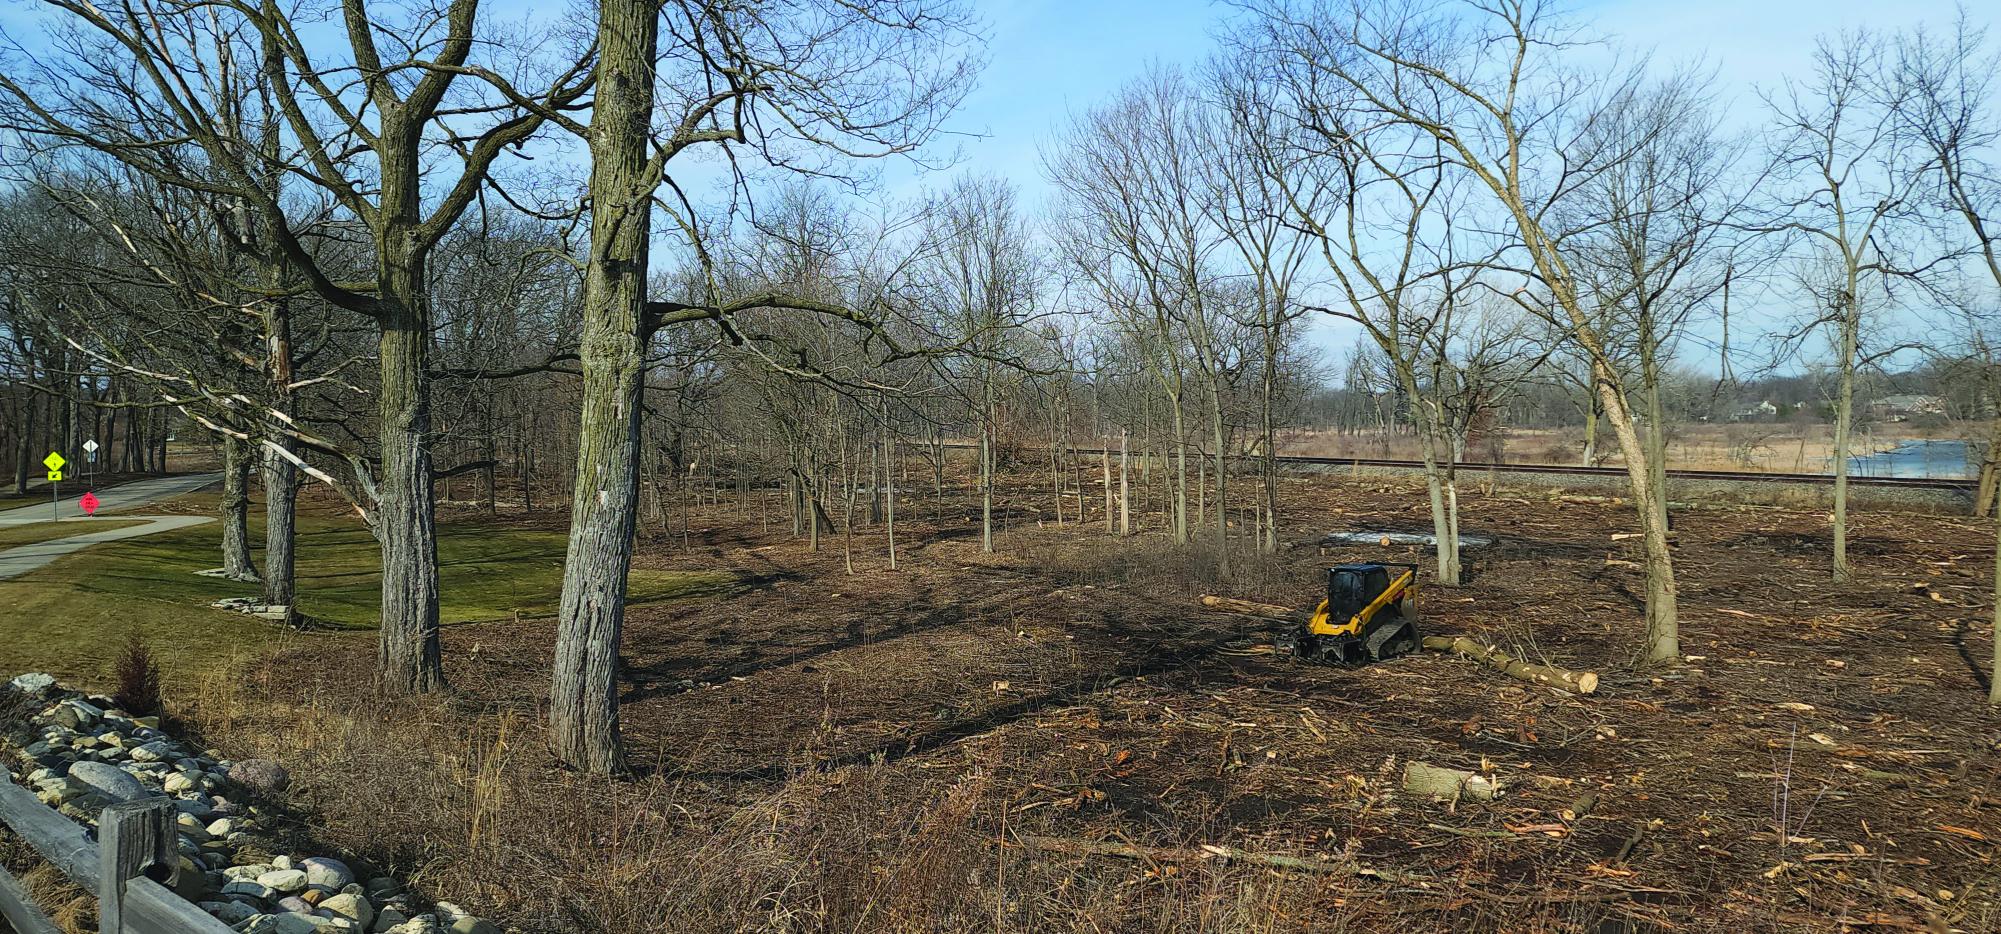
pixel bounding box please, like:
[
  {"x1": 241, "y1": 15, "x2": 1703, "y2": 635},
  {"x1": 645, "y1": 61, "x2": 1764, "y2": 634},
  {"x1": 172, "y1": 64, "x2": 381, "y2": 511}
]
[
  {"x1": 1422, "y1": 635, "x2": 1599, "y2": 694},
  {"x1": 1199, "y1": 594, "x2": 1303, "y2": 620},
  {"x1": 1403, "y1": 761, "x2": 1504, "y2": 801}
]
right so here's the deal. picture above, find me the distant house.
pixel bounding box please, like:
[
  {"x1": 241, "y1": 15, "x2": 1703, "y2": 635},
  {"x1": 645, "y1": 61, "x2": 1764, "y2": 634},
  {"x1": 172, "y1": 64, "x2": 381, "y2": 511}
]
[
  {"x1": 1726, "y1": 400, "x2": 1780, "y2": 422},
  {"x1": 1871, "y1": 394, "x2": 1947, "y2": 422}
]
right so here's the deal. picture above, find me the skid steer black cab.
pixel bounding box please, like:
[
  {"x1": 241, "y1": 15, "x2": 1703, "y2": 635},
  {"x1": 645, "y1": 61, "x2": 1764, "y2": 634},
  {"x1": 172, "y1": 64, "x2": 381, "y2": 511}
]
[{"x1": 1282, "y1": 563, "x2": 1421, "y2": 664}]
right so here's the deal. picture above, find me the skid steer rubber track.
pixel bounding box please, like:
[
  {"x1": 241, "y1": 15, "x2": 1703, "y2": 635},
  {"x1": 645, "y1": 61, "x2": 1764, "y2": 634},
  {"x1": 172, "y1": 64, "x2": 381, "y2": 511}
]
[{"x1": 1365, "y1": 619, "x2": 1418, "y2": 661}]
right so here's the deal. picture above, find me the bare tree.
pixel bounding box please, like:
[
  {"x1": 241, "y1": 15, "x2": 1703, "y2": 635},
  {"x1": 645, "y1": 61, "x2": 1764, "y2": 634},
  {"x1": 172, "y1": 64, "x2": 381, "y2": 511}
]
[
  {"x1": 1896, "y1": 15, "x2": 2001, "y2": 702},
  {"x1": 545, "y1": 0, "x2": 977, "y2": 774},
  {"x1": 1757, "y1": 28, "x2": 1938, "y2": 583},
  {"x1": 1, "y1": 0, "x2": 592, "y2": 692},
  {"x1": 1236, "y1": 0, "x2": 1688, "y2": 660}
]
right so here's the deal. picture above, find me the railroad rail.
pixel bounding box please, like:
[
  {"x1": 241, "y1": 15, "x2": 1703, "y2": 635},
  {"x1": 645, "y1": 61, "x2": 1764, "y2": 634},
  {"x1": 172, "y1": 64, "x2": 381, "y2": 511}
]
[{"x1": 933, "y1": 442, "x2": 1975, "y2": 491}]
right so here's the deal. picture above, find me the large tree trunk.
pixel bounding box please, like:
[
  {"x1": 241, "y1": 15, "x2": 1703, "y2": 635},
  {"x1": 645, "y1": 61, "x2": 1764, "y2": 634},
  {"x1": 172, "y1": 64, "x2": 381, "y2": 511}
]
[
  {"x1": 12, "y1": 392, "x2": 33, "y2": 495},
  {"x1": 551, "y1": 0, "x2": 658, "y2": 776},
  {"x1": 220, "y1": 436, "x2": 259, "y2": 582},
  {"x1": 1596, "y1": 368, "x2": 1678, "y2": 663},
  {"x1": 261, "y1": 439, "x2": 298, "y2": 625},
  {"x1": 374, "y1": 264, "x2": 445, "y2": 695}
]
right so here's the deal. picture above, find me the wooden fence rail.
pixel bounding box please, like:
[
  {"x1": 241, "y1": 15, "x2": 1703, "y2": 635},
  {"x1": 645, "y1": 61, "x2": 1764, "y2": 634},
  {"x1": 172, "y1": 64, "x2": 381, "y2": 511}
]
[{"x1": 0, "y1": 772, "x2": 233, "y2": 934}]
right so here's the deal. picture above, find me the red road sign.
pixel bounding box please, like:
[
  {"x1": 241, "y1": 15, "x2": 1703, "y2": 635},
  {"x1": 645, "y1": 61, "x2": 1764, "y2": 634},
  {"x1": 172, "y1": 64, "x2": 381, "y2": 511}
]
[{"x1": 79, "y1": 492, "x2": 99, "y2": 516}]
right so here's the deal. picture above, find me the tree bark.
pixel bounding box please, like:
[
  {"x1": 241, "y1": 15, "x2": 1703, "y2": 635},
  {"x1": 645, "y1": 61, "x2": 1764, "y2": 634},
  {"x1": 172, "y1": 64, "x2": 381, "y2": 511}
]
[
  {"x1": 1421, "y1": 635, "x2": 1599, "y2": 694},
  {"x1": 1119, "y1": 430, "x2": 1131, "y2": 536},
  {"x1": 1595, "y1": 367, "x2": 1678, "y2": 663},
  {"x1": 12, "y1": 391, "x2": 33, "y2": 495},
  {"x1": 1831, "y1": 287, "x2": 1860, "y2": 583},
  {"x1": 1209, "y1": 388, "x2": 1229, "y2": 571},
  {"x1": 1992, "y1": 496, "x2": 2001, "y2": 705},
  {"x1": 373, "y1": 257, "x2": 445, "y2": 695},
  {"x1": 220, "y1": 436, "x2": 259, "y2": 583},
  {"x1": 550, "y1": 0, "x2": 658, "y2": 776},
  {"x1": 261, "y1": 439, "x2": 298, "y2": 625},
  {"x1": 980, "y1": 425, "x2": 995, "y2": 552}
]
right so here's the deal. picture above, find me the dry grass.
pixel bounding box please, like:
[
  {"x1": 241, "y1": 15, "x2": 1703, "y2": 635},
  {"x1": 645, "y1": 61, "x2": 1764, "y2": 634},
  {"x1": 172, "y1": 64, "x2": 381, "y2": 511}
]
[
  {"x1": 1281, "y1": 423, "x2": 1968, "y2": 473},
  {"x1": 177, "y1": 679, "x2": 1393, "y2": 934}
]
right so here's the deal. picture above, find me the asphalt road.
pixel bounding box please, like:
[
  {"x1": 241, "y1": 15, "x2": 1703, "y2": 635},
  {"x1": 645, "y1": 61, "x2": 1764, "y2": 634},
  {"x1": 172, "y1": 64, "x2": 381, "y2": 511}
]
[
  {"x1": 0, "y1": 473, "x2": 219, "y2": 581},
  {"x1": 0, "y1": 472, "x2": 220, "y2": 526}
]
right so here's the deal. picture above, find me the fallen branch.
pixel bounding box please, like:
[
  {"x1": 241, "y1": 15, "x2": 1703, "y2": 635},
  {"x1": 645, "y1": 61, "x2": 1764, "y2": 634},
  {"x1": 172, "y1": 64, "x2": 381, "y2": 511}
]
[
  {"x1": 1199, "y1": 594, "x2": 1302, "y2": 620},
  {"x1": 1422, "y1": 635, "x2": 1599, "y2": 694},
  {"x1": 1012, "y1": 834, "x2": 1423, "y2": 882}
]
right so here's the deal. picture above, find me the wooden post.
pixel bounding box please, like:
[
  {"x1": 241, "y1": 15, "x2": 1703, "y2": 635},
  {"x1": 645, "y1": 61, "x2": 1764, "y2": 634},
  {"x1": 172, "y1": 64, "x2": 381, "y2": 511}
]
[
  {"x1": 98, "y1": 798, "x2": 173, "y2": 934},
  {"x1": 1101, "y1": 446, "x2": 1113, "y2": 533},
  {"x1": 1119, "y1": 431, "x2": 1130, "y2": 536}
]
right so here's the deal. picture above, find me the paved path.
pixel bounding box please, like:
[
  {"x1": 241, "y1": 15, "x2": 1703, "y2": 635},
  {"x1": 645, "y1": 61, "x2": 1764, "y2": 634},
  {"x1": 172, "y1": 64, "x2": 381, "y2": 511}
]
[
  {"x1": 0, "y1": 473, "x2": 220, "y2": 580},
  {"x1": 0, "y1": 515, "x2": 215, "y2": 580},
  {"x1": 0, "y1": 472, "x2": 220, "y2": 526}
]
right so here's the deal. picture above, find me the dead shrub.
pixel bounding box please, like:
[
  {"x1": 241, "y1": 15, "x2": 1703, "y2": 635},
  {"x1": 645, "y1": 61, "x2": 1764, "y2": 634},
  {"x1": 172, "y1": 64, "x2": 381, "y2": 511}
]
[{"x1": 112, "y1": 635, "x2": 162, "y2": 716}]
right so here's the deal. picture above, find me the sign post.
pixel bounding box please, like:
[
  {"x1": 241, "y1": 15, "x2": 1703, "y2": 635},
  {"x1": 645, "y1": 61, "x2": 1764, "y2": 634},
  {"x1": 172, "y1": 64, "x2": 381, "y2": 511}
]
[
  {"x1": 42, "y1": 452, "x2": 64, "y2": 521},
  {"x1": 82, "y1": 439, "x2": 98, "y2": 487}
]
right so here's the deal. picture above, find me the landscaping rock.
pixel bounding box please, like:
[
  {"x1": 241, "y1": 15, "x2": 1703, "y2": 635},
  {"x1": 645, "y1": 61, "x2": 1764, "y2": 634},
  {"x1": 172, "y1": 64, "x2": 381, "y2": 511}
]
[
  {"x1": 222, "y1": 879, "x2": 275, "y2": 900},
  {"x1": 203, "y1": 900, "x2": 259, "y2": 924},
  {"x1": 228, "y1": 758, "x2": 290, "y2": 794},
  {"x1": 8, "y1": 672, "x2": 55, "y2": 695},
  {"x1": 130, "y1": 740, "x2": 178, "y2": 762},
  {"x1": 303, "y1": 856, "x2": 356, "y2": 891},
  {"x1": 6, "y1": 674, "x2": 485, "y2": 934},
  {"x1": 33, "y1": 777, "x2": 84, "y2": 806},
  {"x1": 322, "y1": 892, "x2": 374, "y2": 927},
  {"x1": 258, "y1": 868, "x2": 309, "y2": 893},
  {"x1": 67, "y1": 760, "x2": 149, "y2": 802}
]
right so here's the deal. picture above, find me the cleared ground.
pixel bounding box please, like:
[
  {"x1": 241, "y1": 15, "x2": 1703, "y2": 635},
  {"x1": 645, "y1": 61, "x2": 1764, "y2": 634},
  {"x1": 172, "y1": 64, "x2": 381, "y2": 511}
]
[{"x1": 121, "y1": 469, "x2": 2001, "y2": 933}]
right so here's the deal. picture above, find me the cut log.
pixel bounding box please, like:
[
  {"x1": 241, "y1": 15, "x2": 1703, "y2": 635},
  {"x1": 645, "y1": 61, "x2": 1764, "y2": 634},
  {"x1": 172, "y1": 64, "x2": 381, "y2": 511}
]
[
  {"x1": 1198, "y1": 594, "x2": 1302, "y2": 620},
  {"x1": 1403, "y1": 761, "x2": 1503, "y2": 802},
  {"x1": 1421, "y1": 635, "x2": 1599, "y2": 694}
]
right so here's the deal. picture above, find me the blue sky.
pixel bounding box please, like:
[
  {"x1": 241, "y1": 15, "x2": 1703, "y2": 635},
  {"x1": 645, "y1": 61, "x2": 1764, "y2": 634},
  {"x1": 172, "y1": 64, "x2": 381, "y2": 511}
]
[
  {"x1": 937, "y1": 0, "x2": 1973, "y2": 200},
  {"x1": 2, "y1": 0, "x2": 1979, "y2": 371},
  {"x1": 913, "y1": 0, "x2": 1976, "y2": 369}
]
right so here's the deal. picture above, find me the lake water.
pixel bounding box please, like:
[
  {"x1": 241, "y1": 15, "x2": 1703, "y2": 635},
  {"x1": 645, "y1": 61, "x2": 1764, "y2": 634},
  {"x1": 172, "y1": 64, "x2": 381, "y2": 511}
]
[{"x1": 1845, "y1": 439, "x2": 1972, "y2": 479}]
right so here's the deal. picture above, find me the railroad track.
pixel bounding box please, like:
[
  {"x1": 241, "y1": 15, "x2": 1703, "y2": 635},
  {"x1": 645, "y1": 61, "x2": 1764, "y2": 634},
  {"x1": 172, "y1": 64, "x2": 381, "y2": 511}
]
[
  {"x1": 934, "y1": 443, "x2": 1973, "y2": 491},
  {"x1": 1272, "y1": 454, "x2": 1974, "y2": 491}
]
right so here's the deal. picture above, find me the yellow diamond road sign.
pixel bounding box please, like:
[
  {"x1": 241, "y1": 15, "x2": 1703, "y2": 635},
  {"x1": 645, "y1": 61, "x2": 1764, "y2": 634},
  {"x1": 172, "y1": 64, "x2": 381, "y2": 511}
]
[{"x1": 43, "y1": 452, "x2": 65, "y2": 471}]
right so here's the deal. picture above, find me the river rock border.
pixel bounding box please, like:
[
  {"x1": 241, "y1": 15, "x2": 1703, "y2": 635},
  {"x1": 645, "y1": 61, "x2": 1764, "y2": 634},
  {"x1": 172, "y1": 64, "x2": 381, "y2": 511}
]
[{"x1": 3, "y1": 673, "x2": 502, "y2": 934}]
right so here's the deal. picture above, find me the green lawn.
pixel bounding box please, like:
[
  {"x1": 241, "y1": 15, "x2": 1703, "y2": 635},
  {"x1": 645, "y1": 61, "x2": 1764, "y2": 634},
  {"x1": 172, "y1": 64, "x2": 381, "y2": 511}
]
[
  {"x1": 0, "y1": 510, "x2": 731, "y2": 687},
  {"x1": 0, "y1": 518, "x2": 150, "y2": 549}
]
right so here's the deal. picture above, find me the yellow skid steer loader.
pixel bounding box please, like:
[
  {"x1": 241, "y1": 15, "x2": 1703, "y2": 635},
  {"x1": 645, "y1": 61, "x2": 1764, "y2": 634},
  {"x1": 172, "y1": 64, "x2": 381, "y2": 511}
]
[{"x1": 1278, "y1": 563, "x2": 1420, "y2": 664}]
